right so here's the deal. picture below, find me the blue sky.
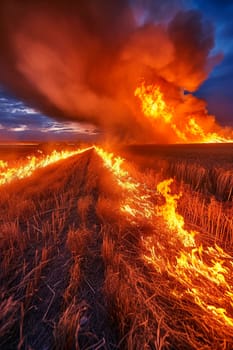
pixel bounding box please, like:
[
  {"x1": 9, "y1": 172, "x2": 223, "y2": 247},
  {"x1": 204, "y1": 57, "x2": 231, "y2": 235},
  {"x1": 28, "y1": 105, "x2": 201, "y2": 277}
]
[
  {"x1": 0, "y1": 0, "x2": 232, "y2": 141},
  {"x1": 0, "y1": 87, "x2": 98, "y2": 141},
  {"x1": 189, "y1": 0, "x2": 233, "y2": 125}
]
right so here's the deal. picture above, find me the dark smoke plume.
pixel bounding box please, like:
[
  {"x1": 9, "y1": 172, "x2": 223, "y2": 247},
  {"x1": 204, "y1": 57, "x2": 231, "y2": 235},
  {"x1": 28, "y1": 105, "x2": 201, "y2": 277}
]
[{"x1": 0, "y1": 0, "x2": 222, "y2": 142}]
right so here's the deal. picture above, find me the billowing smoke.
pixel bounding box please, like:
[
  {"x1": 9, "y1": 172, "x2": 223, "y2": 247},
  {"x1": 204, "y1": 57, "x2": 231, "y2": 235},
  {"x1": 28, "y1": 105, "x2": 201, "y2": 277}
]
[{"x1": 0, "y1": 0, "x2": 225, "y2": 142}]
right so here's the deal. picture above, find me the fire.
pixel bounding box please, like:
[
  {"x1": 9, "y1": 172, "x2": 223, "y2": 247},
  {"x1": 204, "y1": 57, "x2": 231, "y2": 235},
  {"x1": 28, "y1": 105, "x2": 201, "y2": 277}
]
[
  {"x1": 0, "y1": 160, "x2": 8, "y2": 169},
  {"x1": 135, "y1": 83, "x2": 173, "y2": 123},
  {"x1": 94, "y1": 146, "x2": 138, "y2": 192},
  {"x1": 143, "y1": 178, "x2": 233, "y2": 330},
  {"x1": 187, "y1": 117, "x2": 232, "y2": 143},
  {"x1": 1, "y1": 144, "x2": 233, "y2": 333},
  {"x1": 157, "y1": 179, "x2": 195, "y2": 247},
  {"x1": 135, "y1": 81, "x2": 233, "y2": 143},
  {"x1": 95, "y1": 147, "x2": 233, "y2": 331},
  {"x1": 0, "y1": 146, "x2": 93, "y2": 186},
  {"x1": 94, "y1": 146, "x2": 155, "y2": 220}
]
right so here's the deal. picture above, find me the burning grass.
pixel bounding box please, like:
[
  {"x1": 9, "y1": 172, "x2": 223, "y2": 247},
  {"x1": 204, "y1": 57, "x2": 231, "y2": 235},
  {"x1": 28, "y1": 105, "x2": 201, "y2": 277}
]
[
  {"x1": 0, "y1": 144, "x2": 232, "y2": 349},
  {"x1": 97, "y1": 147, "x2": 233, "y2": 349},
  {"x1": 0, "y1": 150, "x2": 96, "y2": 349}
]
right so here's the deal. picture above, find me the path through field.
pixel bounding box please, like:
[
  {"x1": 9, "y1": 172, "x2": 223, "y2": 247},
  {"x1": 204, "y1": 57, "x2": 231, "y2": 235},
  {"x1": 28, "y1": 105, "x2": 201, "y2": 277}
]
[{"x1": 0, "y1": 150, "x2": 118, "y2": 349}]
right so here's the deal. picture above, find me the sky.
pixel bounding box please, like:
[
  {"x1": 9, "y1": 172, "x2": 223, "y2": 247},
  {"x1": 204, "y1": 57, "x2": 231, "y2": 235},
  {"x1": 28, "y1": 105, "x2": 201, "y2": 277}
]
[
  {"x1": 191, "y1": 0, "x2": 233, "y2": 126},
  {"x1": 0, "y1": 0, "x2": 232, "y2": 141},
  {"x1": 0, "y1": 87, "x2": 99, "y2": 141}
]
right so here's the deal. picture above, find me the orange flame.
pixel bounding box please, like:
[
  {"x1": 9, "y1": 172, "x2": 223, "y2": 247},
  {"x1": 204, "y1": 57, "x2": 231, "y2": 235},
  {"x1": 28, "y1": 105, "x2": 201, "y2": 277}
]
[
  {"x1": 187, "y1": 117, "x2": 232, "y2": 143},
  {"x1": 157, "y1": 179, "x2": 195, "y2": 247},
  {"x1": 143, "y1": 178, "x2": 233, "y2": 330},
  {"x1": 95, "y1": 147, "x2": 233, "y2": 330},
  {"x1": 1, "y1": 145, "x2": 233, "y2": 331},
  {"x1": 0, "y1": 146, "x2": 93, "y2": 186},
  {"x1": 135, "y1": 81, "x2": 233, "y2": 143},
  {"x1": 0, "y1": 160, "x2": 8, "y2": 169},
  {"x1": 135, "y1": 83, "x2": 173, "y2": 123}
]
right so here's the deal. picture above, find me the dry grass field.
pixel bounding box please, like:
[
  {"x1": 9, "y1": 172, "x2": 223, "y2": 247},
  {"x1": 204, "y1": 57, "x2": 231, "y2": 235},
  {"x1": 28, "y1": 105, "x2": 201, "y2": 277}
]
[{"x1": 0, "y1": 144, "x2": 233, "y2": 349}]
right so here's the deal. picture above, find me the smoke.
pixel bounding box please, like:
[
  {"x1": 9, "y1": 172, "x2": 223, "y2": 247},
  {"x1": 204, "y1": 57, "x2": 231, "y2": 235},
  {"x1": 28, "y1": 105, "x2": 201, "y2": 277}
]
[{"x1": 0, "y1": 0, "x2": 225, "y2": 142}]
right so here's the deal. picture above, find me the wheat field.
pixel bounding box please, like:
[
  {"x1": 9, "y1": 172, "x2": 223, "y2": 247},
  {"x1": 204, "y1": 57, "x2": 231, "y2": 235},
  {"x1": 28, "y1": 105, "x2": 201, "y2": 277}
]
[{"x1": 0, "y1": 144, "x2": 232, "y2": 350}]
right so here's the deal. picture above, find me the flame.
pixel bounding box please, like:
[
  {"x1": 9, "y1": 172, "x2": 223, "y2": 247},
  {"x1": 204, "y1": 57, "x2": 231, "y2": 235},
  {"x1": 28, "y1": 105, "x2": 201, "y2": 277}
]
[
  {"x1": 94, "y1": 146, "x2": 156, "y2": 220},
  {"x1": 143, "y1": 178, "x2": 233, "y2": 330},
  {"x1": 1, "y1": 144, "x2": 233, "y2": 334},
  {"x1": 95, "y1": 147, "x2": 233, "y2": 332},
  {"x1": 135, "y1": 83, "x2": 173, "y2": 123},
  {"x1": 135, "y1": 81, "x2": 233, "y2": 143},
  {"x1": 187, "y1": 117, "x2": 232, "y2": 143},
  {"x1": 0, "y1": 146, "x2": 93, "y2": 186},
  {"x1": 157, "y1": 179, "x2": 195, "y2": 247},
  {"x1": 0, "y1": 160, "x2": 8, "y2": 169}
]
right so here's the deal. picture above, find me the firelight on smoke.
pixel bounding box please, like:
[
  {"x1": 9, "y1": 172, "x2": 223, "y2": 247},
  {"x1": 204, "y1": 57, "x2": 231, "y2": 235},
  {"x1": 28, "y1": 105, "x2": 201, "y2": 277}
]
[
  {"x1": 135, "y1": 81, "x2": 233, "y2": 143},
  {"x1": 0, "y1": 1, "x2": 232, "y2": 143}
]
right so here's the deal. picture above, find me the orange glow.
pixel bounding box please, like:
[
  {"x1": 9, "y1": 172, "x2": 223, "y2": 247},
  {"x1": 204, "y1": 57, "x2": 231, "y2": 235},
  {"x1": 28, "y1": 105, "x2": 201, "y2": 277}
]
[
  {"x1": 0, "y1": 160, "x2": 8, "y2": 169},
  {"x1": 94, "y1": 147, "x2": 233, "y2": 331},
  {"x1": 94, "y1": 146, "x2": 139, "y2": 193},
  {"x1": 187, "y1": 117, "x2": 233, "y2": 143},
  {"x1": 94, "y1": 146, "x2": 154, "y2": 220},
  {"x1": 157, "y1": 179, "x2": 196, "y2": 247},
  {"x1": 0, "y1": 146, "x2": 93, "y2": 186},
  {"x1": 1, "y1": 145, "x2": 233, "y2": 331},
  {"x1": 135, "y1": 83, "x2": 173, "y2": 123},
  {"x1": 135, "y1": 81, "x2": 233, "y2": 143},
  {"x1": 143, "y1": 178, "x2": 233, "y2": 330}
]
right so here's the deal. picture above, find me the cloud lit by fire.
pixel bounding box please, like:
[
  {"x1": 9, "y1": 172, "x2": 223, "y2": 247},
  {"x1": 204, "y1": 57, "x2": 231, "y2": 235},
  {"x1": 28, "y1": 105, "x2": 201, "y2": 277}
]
[{"x1": 0, "y1": 0, "x2": 232, "y2": 143}]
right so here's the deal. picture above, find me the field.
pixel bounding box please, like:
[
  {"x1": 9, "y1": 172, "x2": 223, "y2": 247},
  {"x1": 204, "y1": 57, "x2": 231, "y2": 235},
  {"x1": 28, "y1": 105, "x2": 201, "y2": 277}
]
[{"x1": 0, "y1": 143, "x2": 233, "y2": 350}]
